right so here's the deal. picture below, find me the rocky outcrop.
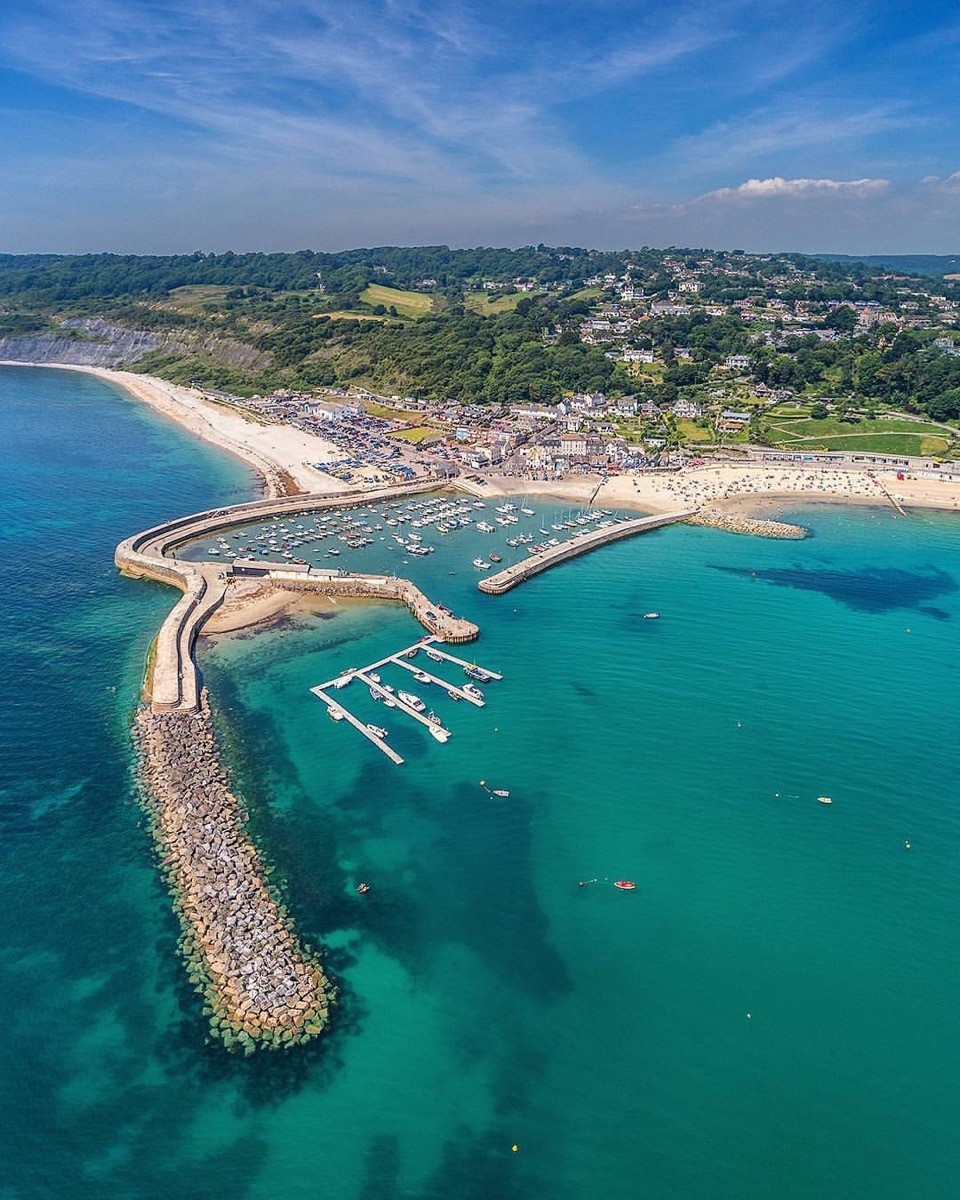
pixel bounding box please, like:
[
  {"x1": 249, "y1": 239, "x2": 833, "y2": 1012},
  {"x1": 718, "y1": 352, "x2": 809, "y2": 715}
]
[
  {"x1": 687, "y1": 510, "x2": 807, "y2": 539},
  {"x1": 136, "y1": 695, "x2": 333, "y2": 1052}
]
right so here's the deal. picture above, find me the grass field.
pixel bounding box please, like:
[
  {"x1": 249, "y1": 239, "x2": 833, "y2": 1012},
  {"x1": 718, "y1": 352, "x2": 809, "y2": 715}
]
[
  {"x1": 569, "y1": 286, "x2": 604, "y2": 301},
  {"x1": 360, "y1": 284, "x2": 437, "y2": 319},
  {"x1": 777, "y1": 433, "x2": 949, "y2": 455},
  {"x1": 677, "y1": 418, "x2": 714, "y2": 443},
  {"x1": 360, "y1": 400, "x2": 431, "y2": 423},
  {"x1": 464, "y1": 291, "x2": 539, "y2": 316},
  {"x1": 765, "y1": 412, "x2": 953, "y2": 456},
  {"x1": 161, "y1": 285, "x2": 232, "y2": 312},
  {"x1": 315, "y1": 310, "x2": 393, "y2": 322},
  {"x1": 388, "y1": 426, "x2": 440, "y2": 443},
  {"x1": 627, "y1": 362, "x2": 667, "y2": 384}
]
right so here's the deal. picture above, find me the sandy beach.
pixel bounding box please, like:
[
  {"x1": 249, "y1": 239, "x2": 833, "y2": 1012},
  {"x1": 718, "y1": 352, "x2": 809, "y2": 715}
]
[
  {"x1": 202, "y1": 579, "x2": 340, "y2": 635},
  {"x1": 481, "y1": 463, "x2": 960, "y2": 518},
  {"x1": 0, "y1": 362, "x2": 351, "y2": 498}
]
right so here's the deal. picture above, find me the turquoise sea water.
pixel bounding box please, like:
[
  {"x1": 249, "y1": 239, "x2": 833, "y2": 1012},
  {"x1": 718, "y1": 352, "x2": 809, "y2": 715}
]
[{"x1": 2, "y1": 365, "x2": 959, "y2": 1200}]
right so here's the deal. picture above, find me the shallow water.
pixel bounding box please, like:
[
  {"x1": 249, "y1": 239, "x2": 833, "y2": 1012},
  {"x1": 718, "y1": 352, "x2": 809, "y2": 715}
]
[{"x1": 2, "y1": 365, "x2": 959, "y2": 1199}]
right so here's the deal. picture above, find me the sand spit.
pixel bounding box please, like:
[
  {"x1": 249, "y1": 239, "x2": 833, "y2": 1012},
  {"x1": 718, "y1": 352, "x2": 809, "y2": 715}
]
[{"x1": 136, "y1": 695, "x2": 333, "y2": 1052}]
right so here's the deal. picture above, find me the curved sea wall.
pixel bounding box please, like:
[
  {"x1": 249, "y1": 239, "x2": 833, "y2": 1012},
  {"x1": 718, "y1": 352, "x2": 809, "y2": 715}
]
[
  {"x1": 137, "y1": 695, "x2": 333, "y2": 1051},
  {"x1": 116, "y1": 480, "x2": 445, "y2": 712}
]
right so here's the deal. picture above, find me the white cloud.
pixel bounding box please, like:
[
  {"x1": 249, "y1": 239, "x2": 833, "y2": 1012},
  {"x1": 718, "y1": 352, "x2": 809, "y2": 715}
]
[
  {"x1": 920, "y1": 172, "x2": 960, "y2": 191},
  {"x1": 697, "y1": 175, "x2": 889, "y2": 201}
]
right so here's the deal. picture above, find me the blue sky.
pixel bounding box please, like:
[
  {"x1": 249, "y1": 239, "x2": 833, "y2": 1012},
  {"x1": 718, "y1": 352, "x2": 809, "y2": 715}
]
[{"x1": 1, "y1": 0, "x2": 959, "y2": 253}]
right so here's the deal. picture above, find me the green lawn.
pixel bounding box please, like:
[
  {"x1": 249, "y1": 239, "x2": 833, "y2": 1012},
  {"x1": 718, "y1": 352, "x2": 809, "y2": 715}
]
[
  {"x1": 627, "y1": 362, "x2": 666, "y2": 383},
  {"x1": 360, "y1": 284, "x2": 437, "y2": 319},
  {"x1": 361, "y1": 400, "x2": 432, "y2": 423},
  {"x1": 315, "y1": 310, "x2": 393, "y2": 323},
  {"x1": 769, "y1": 432, "x2": 950, "y2": 456},
  {"x1": 677, "y1": 418, "x2": 714, "y2": 443},
  {"x1": 464, "y1": 291, "x2": 539, "y2": 315},
  {"x1": 162, "y1": 285, "x2": 232, "y2": 312},
  {"x1": 388, "y1": 426, "x2": 441, "y2": 443},
  {"x1": 766, "y1": 415, "x2": 953, "y2": 454}
]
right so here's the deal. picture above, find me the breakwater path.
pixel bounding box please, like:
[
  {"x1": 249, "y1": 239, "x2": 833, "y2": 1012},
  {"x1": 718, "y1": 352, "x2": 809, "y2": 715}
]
[
  {"x1": 477, "y1": 511, "x2": 695, "y2": 595},
  {"x1": 117, "y1": 480, "x2": 472, "y2": 1051},
  {"x1": 137, "y1": 696, "x2": 333, "y2": 1050}
]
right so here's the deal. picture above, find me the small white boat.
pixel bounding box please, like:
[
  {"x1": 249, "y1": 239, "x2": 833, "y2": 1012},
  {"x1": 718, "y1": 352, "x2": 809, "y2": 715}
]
[
  {"x1": 818, "y1": 796, "x2": 833, "y2": 805},
  {"x1": 492, "y1": 789, "x2": 510, "y2": 798},
  {"x1": 425, "y1": 648, "x2": 444, "y2": 663},
  {"x1": 366, "y1": 724, "x2": 388, "y2": 739},
  {"x1": 643, "y1": 612, "x2": 661, "y2": 620},
  {"x1": 462, "y1": 683, "x2": 484, "y2": 703},
  {"x1": 328, "y1": 706, "x2": 345, "y2": 722},
  {"x1": 473, "y1": 557, "x2": 491, "y2": 570},
  {"x1": 413, "y1": 670, "x2": 431, "y2": 684},
  {"x1": 368, "y1": 672, "x2": 381, "y2": 684},
  {"x1": 398, "y1": 690, "x2": 426, "y2": 713},
  {"x1": 428, "y1": 724, "x2": 450, "y2": 743}
]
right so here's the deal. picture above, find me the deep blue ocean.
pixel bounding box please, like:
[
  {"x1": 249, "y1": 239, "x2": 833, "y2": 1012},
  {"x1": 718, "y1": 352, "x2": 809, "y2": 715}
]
[{"x1": 2, "y1": 365, "x2": 959, "y2": 1200}]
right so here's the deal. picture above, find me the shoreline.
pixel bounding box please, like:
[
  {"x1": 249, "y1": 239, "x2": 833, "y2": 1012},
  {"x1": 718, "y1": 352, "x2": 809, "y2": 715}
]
[
  {"x1": 5, "y1": 360, "x2": 959, "y2": 520},
  {"x1": 477, "y1": 464, "x2": 960, "y2": 520},
  {"x1": 0, "y1": 361, "x2": 350, "y2": 498}
]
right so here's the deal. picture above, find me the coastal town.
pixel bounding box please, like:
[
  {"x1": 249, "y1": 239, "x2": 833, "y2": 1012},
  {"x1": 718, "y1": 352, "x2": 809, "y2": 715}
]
[{"x1": 126, "y1": 246, "x2": 960, "y2": 493}]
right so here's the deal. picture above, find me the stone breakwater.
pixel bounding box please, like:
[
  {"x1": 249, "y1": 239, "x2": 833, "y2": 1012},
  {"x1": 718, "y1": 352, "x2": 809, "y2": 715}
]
[
  {"x1": 687, "y1": 510, "x2": 807, "y2": 539},
  {"x1": 136, "y1": 695, "x2": 333, "y2": 1052}
]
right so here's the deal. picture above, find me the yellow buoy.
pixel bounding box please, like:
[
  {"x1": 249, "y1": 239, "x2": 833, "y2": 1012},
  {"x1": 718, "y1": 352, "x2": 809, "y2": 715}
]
[{"x1": 511, "y1": 1145, "x2": 519, "y2": 1153}]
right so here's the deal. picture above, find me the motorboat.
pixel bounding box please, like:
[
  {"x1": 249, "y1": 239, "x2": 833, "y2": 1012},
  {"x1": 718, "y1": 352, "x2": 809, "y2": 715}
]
[
  {"x1": 398, "y1": 690, "x2": 426, "y2": 712},
  {"x1": 473, "y1": 557, "x2": 491, "y2": 570},
  {"x1": 428, "y1": 723, "x2": 450, "y2": 743},
  {"x1": 327, "y1": 706, "x2": 345, "y2": 722},
  {"x1": 613, "y1": 880, "x2": 636, "y2": 891},
  {"x1": 643, "y1": 612, "x2": 660, "y2": 620},
  {"x1": 462, "y1": 683, "x2": 484, "y2": 703},
  {"x1": 366, "y1": 724, "x2": 388, "y2": 739},
  {"x1": 425, "y1": 648, "x2": 444, "y2": 663},
  {"x1": 413, "y1": 670, "x2": 431, "y2": 684}
]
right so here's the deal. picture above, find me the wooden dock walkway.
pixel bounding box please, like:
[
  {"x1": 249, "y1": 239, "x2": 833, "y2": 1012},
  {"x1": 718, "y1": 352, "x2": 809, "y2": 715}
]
[{"x1": 477, "y1": 510, "x2": 694, "y2": 595}]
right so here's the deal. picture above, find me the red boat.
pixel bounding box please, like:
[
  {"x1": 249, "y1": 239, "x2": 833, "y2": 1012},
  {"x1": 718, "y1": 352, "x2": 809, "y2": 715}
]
[{"x1": 613, "y1": 880, "x2": 636, "y2": 891}]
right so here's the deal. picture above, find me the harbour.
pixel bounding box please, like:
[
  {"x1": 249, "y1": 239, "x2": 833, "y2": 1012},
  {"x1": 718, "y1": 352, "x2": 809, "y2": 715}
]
[{"x1": 3, "y1": 365, "x2": 960, "y2": 1200}]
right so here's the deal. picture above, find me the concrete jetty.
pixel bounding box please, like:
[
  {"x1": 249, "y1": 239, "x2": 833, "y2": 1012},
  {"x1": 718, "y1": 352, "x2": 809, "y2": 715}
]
[{"x1": 477, "y1": 511, "x2": 694, "y2": 595}]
